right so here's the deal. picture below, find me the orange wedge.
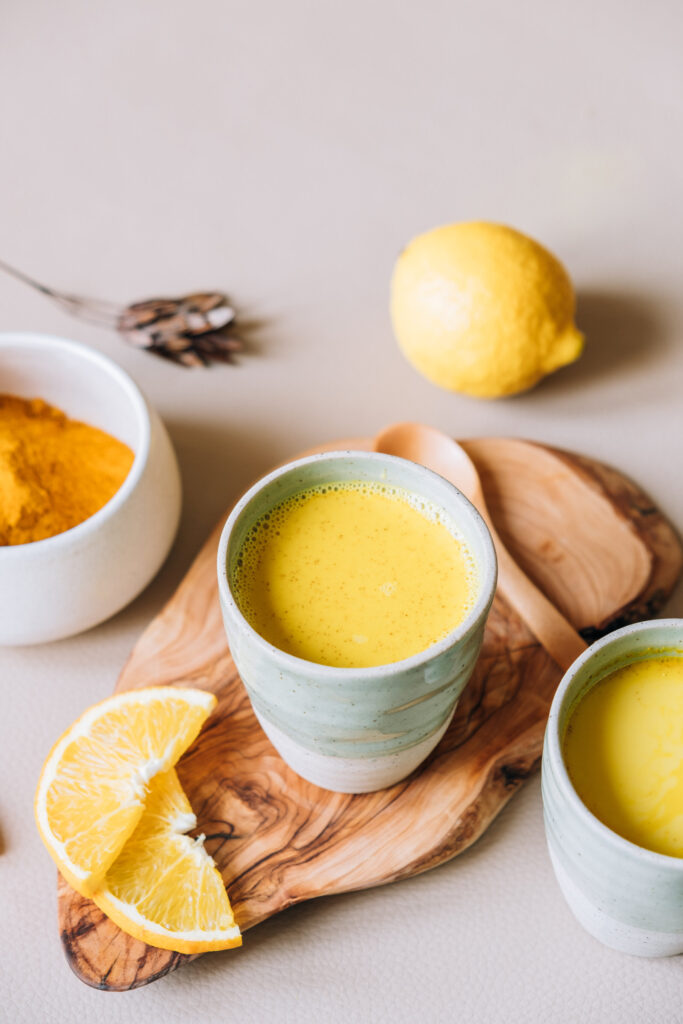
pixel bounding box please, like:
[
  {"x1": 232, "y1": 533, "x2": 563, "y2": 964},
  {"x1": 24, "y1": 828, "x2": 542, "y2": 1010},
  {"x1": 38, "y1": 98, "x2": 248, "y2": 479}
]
[
  {"x1": 93, "y1": 768, "x2": 241, "y2": 953},
  {"x1": 35, "y1": 686, "x2": 216, "y2": 896}
]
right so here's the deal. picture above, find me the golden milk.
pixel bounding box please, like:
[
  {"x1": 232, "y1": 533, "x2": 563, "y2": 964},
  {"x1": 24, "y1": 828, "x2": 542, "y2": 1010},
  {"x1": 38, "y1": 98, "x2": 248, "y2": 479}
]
[
  {"x1": 564, "y1": 656, "x2": 683, "y2": 858},
  {"x1": 231, "y1": 481, "x2": 477, "y2": 669}
]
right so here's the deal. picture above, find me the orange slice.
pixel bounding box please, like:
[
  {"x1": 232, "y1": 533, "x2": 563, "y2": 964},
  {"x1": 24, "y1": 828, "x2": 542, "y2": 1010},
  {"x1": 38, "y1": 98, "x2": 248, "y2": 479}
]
[
  {"x1": 93, "y1": 768, "x2": 241, "y2": 953},
  {"x1": 35, "y1": 686, "x2": 216, "y2": 896}
]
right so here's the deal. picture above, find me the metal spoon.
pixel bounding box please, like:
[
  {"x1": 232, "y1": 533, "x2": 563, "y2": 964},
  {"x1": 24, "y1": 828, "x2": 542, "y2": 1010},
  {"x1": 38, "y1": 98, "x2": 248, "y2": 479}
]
[
  {"x1": 374, "y1": 422, "x2": 587, "y2": 672},
  {"x1": 0, "y1": 257, "x2": 241, "y2": 367}
]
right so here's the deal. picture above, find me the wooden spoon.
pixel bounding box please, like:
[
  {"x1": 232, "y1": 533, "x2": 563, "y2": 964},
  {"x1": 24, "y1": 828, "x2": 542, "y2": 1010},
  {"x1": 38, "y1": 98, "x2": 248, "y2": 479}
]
[{"x1": 374, "y1": 422, "x2": 588, "y2": 672}]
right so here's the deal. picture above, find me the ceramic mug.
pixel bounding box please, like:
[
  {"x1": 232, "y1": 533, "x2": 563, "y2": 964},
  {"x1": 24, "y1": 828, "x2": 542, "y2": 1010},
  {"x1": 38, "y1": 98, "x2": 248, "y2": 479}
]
[
  {"x1": 542, "y1": 618, "x2": 683, "y2": 957},
  {"x1": 217, "y1": 451, "x2": 497, "y2": 793}
]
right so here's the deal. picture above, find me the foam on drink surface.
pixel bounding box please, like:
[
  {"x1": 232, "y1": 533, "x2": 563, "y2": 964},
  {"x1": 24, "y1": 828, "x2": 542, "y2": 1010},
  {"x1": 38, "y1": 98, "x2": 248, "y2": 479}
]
[{"x1": 231, "y1": 481, "x2": 478, "y2": 669}]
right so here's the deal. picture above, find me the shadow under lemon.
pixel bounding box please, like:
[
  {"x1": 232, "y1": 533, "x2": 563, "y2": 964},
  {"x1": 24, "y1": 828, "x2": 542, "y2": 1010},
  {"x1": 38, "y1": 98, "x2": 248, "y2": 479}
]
[{"x1": 525, "y1": 288, "x2": 670, "y2": 399}]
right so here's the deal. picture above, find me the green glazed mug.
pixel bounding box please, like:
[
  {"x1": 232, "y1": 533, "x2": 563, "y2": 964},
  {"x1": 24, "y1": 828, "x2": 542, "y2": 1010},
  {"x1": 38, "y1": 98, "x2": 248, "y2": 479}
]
[
  {"x1": 217, "y1": 450, "x2": 497, "y2": 793},
  {"x1": 542, "y1": 618, "x2": 683, "y2": 956}
]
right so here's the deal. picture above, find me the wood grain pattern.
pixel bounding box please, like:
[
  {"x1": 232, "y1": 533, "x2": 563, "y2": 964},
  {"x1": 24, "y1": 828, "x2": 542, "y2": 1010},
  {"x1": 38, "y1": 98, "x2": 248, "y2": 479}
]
[{"x1": 58, "y1": 438, "x2": 682, "y2": 990}]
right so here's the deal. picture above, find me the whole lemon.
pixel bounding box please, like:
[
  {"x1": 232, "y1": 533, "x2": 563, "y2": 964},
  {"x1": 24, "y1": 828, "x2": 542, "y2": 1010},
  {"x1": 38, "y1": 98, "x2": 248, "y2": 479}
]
[{"x1": 390, "y1": 222, "x2": 584, "y2": 398}]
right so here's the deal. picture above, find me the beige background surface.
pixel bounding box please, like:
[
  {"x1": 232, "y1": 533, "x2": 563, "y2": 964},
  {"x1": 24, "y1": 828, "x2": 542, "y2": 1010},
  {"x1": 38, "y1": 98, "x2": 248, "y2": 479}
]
[{"x1": 1, "y1": 1, "x2": 682, "y2": 1021}]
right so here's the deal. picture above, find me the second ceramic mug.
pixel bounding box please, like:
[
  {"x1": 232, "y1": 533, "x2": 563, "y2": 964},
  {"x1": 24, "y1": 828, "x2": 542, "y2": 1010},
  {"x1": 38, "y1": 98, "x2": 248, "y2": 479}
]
[
  {"x1": 542, "y1": 618, "x2": 683, "y2": 957},
  {"x1": 217, "y1": 451, "x2": 497, "y2": 793}
]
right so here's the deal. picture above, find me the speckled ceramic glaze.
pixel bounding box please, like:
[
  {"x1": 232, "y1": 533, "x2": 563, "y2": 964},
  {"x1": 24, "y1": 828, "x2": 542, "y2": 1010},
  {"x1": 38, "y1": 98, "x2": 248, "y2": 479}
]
[
  {"x1": 217, "y1": 451, "x2": 497, "y2": 793},
  {"x1": 542, "y1": 619, "x2": 683, "y2": 956}
]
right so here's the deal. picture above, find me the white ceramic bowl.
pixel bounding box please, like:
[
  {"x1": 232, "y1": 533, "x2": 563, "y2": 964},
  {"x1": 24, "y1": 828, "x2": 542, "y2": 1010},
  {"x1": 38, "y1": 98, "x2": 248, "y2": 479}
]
[
  {"x1": 0, "y1": 332, "x2": 181, "y2": 645},
  {"x1": 542, "y1": 619, "x2": 683, "y2": 957}
]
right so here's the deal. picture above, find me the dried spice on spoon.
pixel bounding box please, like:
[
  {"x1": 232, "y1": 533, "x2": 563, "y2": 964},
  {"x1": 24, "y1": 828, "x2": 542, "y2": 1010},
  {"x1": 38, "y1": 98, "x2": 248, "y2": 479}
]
[{"x1": 0, "y1": 258, "x2": 243, "y2": 367}]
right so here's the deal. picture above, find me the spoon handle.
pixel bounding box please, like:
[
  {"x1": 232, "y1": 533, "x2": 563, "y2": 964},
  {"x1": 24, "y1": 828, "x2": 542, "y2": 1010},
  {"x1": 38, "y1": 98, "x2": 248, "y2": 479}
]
[
  {"x1": 475, "y1": 503, "x2": 587, "y2": 672},
  {"x1": 0, "y1": 257, "x2": 242, "y2": 367}
]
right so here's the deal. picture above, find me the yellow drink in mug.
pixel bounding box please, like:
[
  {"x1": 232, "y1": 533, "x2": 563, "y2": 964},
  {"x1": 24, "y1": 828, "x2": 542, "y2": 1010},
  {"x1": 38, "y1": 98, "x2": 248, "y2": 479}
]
[
  {"x1": 564, "y1": 656, "x2": 683, "y2": 858},
  {"x1": 218, "y1": 451, "x2": 497, "y2": 793},
  {"x1": 542, "y1": 619, "x2": 683, "y2": 957},
  {"x1": 231, "y1": 481, "x2": 477, "y2": 669}
]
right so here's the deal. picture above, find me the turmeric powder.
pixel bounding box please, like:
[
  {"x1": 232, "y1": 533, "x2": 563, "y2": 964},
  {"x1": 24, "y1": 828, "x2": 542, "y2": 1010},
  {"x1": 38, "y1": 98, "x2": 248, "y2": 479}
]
[{"x1": 0, "y1": 395, "x2": 134, "y2": 546}]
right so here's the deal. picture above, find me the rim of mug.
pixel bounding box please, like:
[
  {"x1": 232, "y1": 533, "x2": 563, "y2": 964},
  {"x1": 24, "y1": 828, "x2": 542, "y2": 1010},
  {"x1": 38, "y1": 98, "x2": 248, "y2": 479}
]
[
  {"x1": 216, "y1": 449, "x2": 497, "y2": 681},
  {"x1": 0, "y1": 332, "x2": 150, "y2": 559},
  {"x1": 545, "y1": 617, "x2": 683, "y2": 870}
]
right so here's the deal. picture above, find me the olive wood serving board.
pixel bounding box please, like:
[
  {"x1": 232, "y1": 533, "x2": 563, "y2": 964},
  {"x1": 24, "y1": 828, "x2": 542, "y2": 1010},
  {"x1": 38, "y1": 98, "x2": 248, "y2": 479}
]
[{"x1": 58, "y1": 437, "x2": 682, "y2": 990}]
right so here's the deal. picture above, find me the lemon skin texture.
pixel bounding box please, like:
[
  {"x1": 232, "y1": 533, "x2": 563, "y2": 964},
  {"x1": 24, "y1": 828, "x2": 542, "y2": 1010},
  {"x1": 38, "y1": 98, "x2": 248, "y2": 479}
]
[{"x1": 390, "y1": 222, "x2": 584, "y2": 398}]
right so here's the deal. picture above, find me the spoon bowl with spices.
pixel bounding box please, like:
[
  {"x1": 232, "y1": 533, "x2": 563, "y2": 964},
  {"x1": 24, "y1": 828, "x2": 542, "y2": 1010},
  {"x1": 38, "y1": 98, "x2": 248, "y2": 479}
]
[{"x1": 0, "y1": 332, "x2": 181, "y2": 645}]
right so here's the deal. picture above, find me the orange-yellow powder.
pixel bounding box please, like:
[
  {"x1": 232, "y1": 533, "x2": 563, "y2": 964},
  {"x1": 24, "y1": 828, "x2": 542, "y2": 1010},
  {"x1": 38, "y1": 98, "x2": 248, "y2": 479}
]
[{"x1": 0, "y1": 394, "x2": 134, "y2": 546}]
